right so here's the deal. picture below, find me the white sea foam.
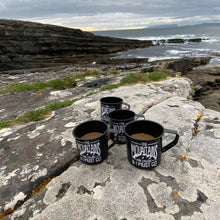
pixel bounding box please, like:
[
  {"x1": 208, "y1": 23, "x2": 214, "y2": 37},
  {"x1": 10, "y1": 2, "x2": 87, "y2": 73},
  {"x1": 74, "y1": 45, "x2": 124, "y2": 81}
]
[
  {"x1": 202, "y1": 36, "x2": 220, "y2": 42},
  {"x1": 193, "y1": 48, "x2": 212, "y2": 52},
  {"x1": 148, "y1": 56, "x2": 181, "y2": 62},
  {"x1": 108, "y1": 25, "x2": 220, "y2": 66},
  {"x1": 167, "y1": 50, "x2": 191, "y2": 55},
  {"x1": 129, "y1": 34, "x2": 197, "y2": 41}
]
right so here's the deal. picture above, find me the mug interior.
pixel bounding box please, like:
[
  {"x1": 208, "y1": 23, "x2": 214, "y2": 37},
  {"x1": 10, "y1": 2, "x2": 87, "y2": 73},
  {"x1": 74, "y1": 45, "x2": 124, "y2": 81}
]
[
  {"x1": 100, "y1": 96, "x2": 123, "y2": 104},
  {"x1": 73, "y1": 120, "x2": 107, "y2": 139},
  {"x1": 125, "y1": 120, "x2": 164, "y2": 139},
  {"x1": 109, "y1": 109, "x2": 135, "y2": 121}
]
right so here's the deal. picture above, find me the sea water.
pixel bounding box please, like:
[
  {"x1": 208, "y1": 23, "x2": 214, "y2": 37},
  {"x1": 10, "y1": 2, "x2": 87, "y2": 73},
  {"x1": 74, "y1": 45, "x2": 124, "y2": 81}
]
[{"x1": 93, "y1": 24, "x2": 220, "y2": 67}]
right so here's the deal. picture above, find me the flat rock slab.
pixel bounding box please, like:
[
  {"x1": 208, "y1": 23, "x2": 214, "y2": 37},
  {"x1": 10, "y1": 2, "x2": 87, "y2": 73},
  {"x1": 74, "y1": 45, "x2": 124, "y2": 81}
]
[
  {"x1": 31, "y1": 97, "x2": 220, "y2": 220},
  {"x1": 1, "y1": 77, "x2": 220, "y2": 219}
]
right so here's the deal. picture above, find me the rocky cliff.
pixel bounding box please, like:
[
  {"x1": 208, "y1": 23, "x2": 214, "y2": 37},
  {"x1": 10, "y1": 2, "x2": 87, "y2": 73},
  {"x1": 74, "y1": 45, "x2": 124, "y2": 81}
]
[
  {"x1": 0, "y1": 19, "x2": 154, "y2": 71},
  {"x1": 0, "y1": 19, "x2": 204, "y2": 72}
]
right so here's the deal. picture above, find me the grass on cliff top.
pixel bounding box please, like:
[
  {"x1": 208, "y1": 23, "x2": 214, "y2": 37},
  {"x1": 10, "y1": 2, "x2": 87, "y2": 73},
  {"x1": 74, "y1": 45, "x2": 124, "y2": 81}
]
[
  {"x1": 0, "y1": 76, "x2": 77, "y2": 94},
  {"x1": 101, "y1": 71, "x2": 170, "y2": 91},
  {"x1": 0, "y1": 69, "x2": 118, "y2": 94},
  {"x1": 0, "y1": 98, "x2": 80, "y2": 129}
]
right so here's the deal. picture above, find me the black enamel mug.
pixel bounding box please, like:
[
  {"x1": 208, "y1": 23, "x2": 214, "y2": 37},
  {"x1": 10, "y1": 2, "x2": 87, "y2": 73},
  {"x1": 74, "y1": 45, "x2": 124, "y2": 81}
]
[
  {"x1": 109, "y1": 109, "x2": 145, "y2": 144},
  {"x1": 73, "y1": 120, "x2": 117, "y2": 164},
  {"x1": 100, "y1": 96, "x2": 130, "y2": 123},
  {"x1": 124, "y1": 120, "x2": 179, "y2": 169}
]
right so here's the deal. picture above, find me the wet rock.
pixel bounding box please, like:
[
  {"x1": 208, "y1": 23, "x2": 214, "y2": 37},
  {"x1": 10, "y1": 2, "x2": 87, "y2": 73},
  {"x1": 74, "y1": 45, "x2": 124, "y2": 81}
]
[
  {"x1": 188, "y1": 38, "x2": 203, "y2": 42},
  {"x1": 167, "y1": 38, "x2": 185, "y2": 43},
  {"x1": 184, "y1": 66, "x2": 220, "y2": 112},
  {"x1": 165, "y1": 57, "x2": 211, "y2": 73}
]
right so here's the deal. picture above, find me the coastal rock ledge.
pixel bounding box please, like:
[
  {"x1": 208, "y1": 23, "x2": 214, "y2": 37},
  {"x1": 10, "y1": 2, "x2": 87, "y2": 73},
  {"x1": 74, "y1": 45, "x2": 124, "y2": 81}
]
[
  {"x1": 0, "y1": 19, "x2": 205, "y2": 72},
  {"x1": 0, "y1": 77, "x2": 219, "y2": 220},
  {"x1": 0, "y1": 19, "x2": 153, "y2": 71}
]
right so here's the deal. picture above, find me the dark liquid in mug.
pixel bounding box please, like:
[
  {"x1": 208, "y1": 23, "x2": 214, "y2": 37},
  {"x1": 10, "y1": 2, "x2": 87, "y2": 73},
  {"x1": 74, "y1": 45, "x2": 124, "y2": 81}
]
[
  {"x1": 131, "y1": 133, "x2": 155, "y2": 140},
  {"x1": 81, "y1": 132, "x2": 102, "y2": 140}
]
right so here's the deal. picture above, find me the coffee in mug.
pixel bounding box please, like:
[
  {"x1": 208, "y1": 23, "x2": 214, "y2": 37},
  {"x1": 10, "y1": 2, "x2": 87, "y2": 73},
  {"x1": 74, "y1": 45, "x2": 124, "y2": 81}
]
[
  {"x1": 125, "y1": 120, "x2": 179, "y2": 169},
  {"x1": 81, "y1": 132, "x2": 102, "y2": 140},
  {"x1": 131, "y1": 133, "x2": 155, "y2": 140},
  {"x1": 73, "y1": 120, "x2": 117, "y2": 164}
]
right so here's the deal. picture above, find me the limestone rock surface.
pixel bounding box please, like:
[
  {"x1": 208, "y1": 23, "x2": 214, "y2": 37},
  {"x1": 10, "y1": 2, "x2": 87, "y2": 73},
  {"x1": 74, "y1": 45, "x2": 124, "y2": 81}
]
[
  {"x1": 32, "y1": 91, "x2": 220, "y2": 220},
  {"x1": 1, "y1": 77, "x2": 220, "y2": 220}
]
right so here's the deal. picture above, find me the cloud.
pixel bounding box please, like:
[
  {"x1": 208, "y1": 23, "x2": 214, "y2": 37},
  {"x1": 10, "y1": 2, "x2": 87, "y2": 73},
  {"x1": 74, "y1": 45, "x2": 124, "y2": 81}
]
[
  {"x1": 0, "y1": 0, "x2": 220, "y2": 30},
  {"x1": 29, "y1": 12, "x2": 148, "y2": 31}
]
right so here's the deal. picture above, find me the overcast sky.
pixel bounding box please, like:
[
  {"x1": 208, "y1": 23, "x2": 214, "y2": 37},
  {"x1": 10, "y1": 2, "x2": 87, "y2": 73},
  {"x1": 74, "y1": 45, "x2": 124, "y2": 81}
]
[{"x1": 0, "y1": 0, "x2": 220, "y2": 31}]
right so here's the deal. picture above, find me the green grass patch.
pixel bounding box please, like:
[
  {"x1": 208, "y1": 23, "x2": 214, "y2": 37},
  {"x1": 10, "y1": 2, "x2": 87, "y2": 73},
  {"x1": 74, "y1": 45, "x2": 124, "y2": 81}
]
[
  {"x1": 15, "y1": 108, "x2": 50, "y2": 123},
  {"x1": 148, "y1": 71, "x2": 170, "y2": 81},
  {"x1": 100, "y1": 71, "x2": 170, "y2": 91},
  {"x1": 0, "y1": 121, "x2": 11, "y2": 129},
  {"x1": 110, "y1": 70, "x2": 119, "y2": 75},
  {"x1": 85, "y1": 92, "x2": 97, "y2": 97},
  {"x1": 119, "y1": 72, "x2": 150, "y2": 85},
  {"x1": 74, "y1": 70, "x2": 105, "y2": 81},
  {"x1": 73, "y1": 73, "x2": 87, "y2": 81},
  {"x1": 120, "y1": 71, "x2": 170, "y2": 85},
  {"x1": 46, "y1": 99, "x2": 74, "y2": 111},
  {"x1": 0, "y1": 76, "x2": 77, "y2": 94},
  {"x1": 100, "y1": 84, "x2": 119, "y2": 91},
  {"x1": 84, "y1": 70, "x2": 103, "y2": 76},
  {"x1": 0, "y1": 98, "x2": 81, "y2": 129}
]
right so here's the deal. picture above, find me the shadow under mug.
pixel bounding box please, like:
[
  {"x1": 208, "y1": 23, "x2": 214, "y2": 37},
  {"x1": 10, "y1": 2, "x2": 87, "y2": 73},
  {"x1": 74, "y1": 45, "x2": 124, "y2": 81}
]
[
  {"x1": 124, "y1": 120, "x2": 179, "y2": 169},
  {"x1": 72, "y1": 120, "x2": 117, "y2": 165},
  {"x1": 100, "y1": 96, "x2": 130, "y2": 123},
  {"x1": 109, "y1": 109, "x2": 145, "y2": 144}
]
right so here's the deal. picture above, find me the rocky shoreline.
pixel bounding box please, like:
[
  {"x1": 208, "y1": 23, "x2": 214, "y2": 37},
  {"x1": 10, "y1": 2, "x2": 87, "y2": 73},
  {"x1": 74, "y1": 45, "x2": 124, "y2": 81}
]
[{"x1": 0, "y1": 56, "x2": 219, "y2": 115}]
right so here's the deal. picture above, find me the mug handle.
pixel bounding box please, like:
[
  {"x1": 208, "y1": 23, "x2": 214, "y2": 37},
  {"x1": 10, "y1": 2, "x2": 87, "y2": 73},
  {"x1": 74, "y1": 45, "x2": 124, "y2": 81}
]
[
  {"x1": 108, "y1": 128, "x2": 118, "y2": 149},
  {"x1": 122, "y1": 102, "x2": 130, "y2": 110},
  {"x1": 135, "y1": 114, "x2": 145, "y2": 120},
  {"x1": 162, "y1": 129, "x2": 179, "y2": 153}
]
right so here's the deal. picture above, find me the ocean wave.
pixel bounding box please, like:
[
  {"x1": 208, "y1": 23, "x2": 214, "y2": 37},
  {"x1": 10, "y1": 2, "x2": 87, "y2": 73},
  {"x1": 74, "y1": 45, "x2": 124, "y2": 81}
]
[
  {"x1": 193, "y1": 48, "x2": 212, "y2": 52},
  {"x1": 167, "y1": 50, "x2": 192, "y2": 55},
  {"x1": 148, "y1": 56, "x2": 181, "y2": 62},
  {"x1": 203, "y1": 37, "x2": 220, "y2": 43},
  {"x1": 127, "y1": 35, "x2": 220, "y2": 44},
  {"x1": 127, "y1": 34, "x2": 197, "y2": 41}
]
